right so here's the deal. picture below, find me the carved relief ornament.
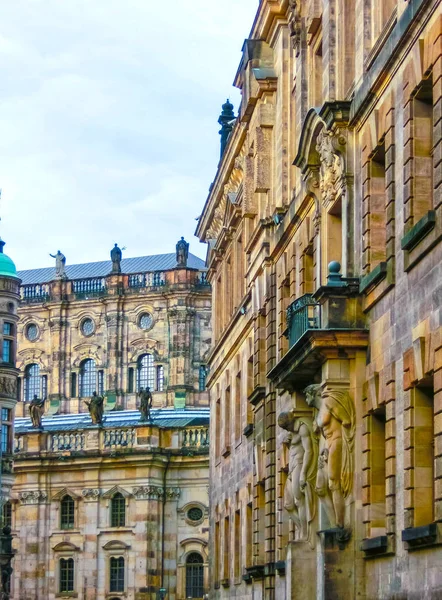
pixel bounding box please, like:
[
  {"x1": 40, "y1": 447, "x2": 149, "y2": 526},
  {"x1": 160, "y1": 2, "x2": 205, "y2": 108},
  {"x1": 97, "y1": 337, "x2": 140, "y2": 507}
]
[
  {"x1": 82, "y1": 488, "x2": 100, "y2": 500},
  {"x1": 315, "y1": 129, "x2": 347, "y2": 207},
  {"x1": 288, "y1": 0, "x2": 302, "y2": 56},
  {"x1": 132, "y1": 486, "x2": 181, "y2": 500},
  {"x1": 19, "y1": 490, "x2": 48, "y2": 504}
]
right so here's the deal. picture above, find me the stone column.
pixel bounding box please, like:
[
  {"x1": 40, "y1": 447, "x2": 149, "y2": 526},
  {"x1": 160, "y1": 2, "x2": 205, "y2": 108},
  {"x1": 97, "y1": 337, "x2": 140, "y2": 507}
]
[
  {"x1": 103, "y1": 274, "x2": 125, "y2": 407},
  {"x1": 82, "y1": 488, "x2": 101, "y2": 600}
]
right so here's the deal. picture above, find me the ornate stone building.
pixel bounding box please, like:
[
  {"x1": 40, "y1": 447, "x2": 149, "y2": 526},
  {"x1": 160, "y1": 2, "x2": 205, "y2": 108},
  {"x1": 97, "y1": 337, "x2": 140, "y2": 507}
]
[
  {"x1": 10, "y1": 242, "x2": 211, "y2": 600},
  {"x1": 197, "y1": 1, "x2": 442, "y2": 598}
]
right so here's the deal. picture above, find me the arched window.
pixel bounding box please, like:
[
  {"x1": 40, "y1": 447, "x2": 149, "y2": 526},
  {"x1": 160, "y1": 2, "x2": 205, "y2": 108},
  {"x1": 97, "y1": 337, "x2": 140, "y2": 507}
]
[
  {"x1": 59, "y1": 557, "x2": 74, "y2": 593},
  {"x1": 110, "y1": 493, "x2": 125, "y2": 527},
  {"x1": 136, "y1": 354, "x2": 155, "y2": 391},
  {"x1": 3, "y1": 501, "x2": 12, "y2": 528},
  {"x1": 109, "y1": 556, "x2": 125, "y2": 592},
  {"x1": 80, "y1": 359, "x2": 97, "y2": 397},
  {"x1": 60, "y1": 495, "x2": 75, "y2": 530},
  {"x1": 24, "y1": 363, "x2": 41, "y2": 401},
  {"x1": 186, "y1": 552, "x2": 204, "y2": 598}
]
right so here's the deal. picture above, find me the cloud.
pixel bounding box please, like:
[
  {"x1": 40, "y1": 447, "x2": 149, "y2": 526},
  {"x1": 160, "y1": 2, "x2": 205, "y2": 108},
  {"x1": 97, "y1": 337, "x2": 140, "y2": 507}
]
[{"x1": 0, "y1": 0, "x2": 257, "y2": 270}]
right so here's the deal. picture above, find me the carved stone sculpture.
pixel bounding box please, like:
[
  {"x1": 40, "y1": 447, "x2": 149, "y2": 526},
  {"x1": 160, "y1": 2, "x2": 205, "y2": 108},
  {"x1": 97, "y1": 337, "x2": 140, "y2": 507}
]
[
  {"x1": 305, "y1": 384, "x2": 355, "y2": 533},
  {"x1": 29, "y1": 394, "x2": 45, "y2": 429},
  {"x1": 138, "y1": 387, "x2": 153, "y2": 422},
  {"x1": 278, "y1": 410, "x2": 318, "y2": 543},
  {"x1": 84, "y1": 391, "x2": 104, "y2": 425},
  {"x1": 176, "y1": 237, "x2": 189, "y2": 267},
  {"x1": 49, "y1": 250, "x2": 66, "y2": 279},
  {"x1": 110, "y1": 243, "x2": 122, "y2": 273},
  {"x1": 288, "y1": 0, "x2": 302, "y2": 56},
  {"x1": 315, "y1": 129, "x2": 346, "y2": 206}
]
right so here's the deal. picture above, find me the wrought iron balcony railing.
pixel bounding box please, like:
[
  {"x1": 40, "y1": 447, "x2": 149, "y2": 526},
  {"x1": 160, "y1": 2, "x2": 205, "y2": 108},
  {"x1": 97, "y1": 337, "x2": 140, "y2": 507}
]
[
  {"x1": 286, "y1": 293, "x2": 321, "y2": 347},
  {"x1": 20, "y1": 284, "x2": 51, "y2": 303}
]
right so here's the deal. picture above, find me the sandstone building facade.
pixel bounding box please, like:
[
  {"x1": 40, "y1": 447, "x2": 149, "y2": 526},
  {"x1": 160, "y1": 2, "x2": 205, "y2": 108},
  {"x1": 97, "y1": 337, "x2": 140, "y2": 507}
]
[
  {"x1": 196, "y1": 1, "x2": 442, "y2": 598},
  {"x1": 10, "y1": 243, "x2": 211, "y2": 600}
]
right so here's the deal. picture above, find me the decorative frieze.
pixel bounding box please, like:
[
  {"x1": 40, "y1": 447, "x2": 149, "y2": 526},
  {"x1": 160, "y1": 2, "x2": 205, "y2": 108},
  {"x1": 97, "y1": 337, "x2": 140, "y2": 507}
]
[
  {"x1": 82, "y1": 488, "x2": 100, "y2": 500},
  {"x1": 19, "y1": 490, "x2": 48, "y2": 504},
  {"x1": 132, "y1": 486, "x2": 181, "y2": 500}
]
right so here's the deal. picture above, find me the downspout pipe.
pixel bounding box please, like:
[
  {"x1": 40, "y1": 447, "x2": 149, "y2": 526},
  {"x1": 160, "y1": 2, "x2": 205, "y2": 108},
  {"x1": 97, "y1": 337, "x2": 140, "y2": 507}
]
[{"x1": 161, "y1": 450, "x2": 171, "y2": 590}]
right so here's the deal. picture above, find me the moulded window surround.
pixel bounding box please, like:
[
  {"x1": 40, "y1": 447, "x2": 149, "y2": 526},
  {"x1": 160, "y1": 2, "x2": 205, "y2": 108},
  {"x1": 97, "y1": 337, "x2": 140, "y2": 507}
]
[
  {"x1": 223, "y1": 516, "x2": 230, "y2": 582},
  {"x1": 59, "y1": 558, "x2": 75, "y2": 593},
  {"x1": 234, "y1": 510, "x2": 241, "y2": 581},
  {"x1": 2, "y1": 502, "x2": 12, "y2": 528},
  {"x1": 223, "y1": 387, "x2": 231, "y2": 455},
  {"x1": 156, "y1": 365, "x2": 164, "y2": 392},
  {"x1": 326, "y1": 198, "x2": 343, "y2": 275},
  {"x1": 246, "y1": 503, "x2": 253, "y2": 567},
  {"x1": 411, "y1": 383, "x2": 434, "y2": 527},
  {"x1": 110, "y1": 493, "x2": 126, "y2": 528},
  {"x1": 109, "y1": 556, "x2": 125, "y2": 593},
  {"x1": 185, "y1": 552, "x2": 204, "y2": 598},
  {"x1": 128, "y1": 368, "x2": 134, "y2": 393},
  {"x1": 214, "y1": 520, "x2": 220, "y2": 588},
  {"x1": 60, "y1": 495, "x2": 75, "y2": 530},
  {"x1": 215, "y1": 398, "x2": 221, "y2": 461},
  {"x1": 368, "y1": 408, "x2": 387, "y2": 537},
  {"x1": 136, "y1": 354, "x2": 155, "y2": 392},
  {"x1": 199, "y1": 365, "x2": 207, "y2": 391},
  {"x1": 364, "y1": 142, "x2": 387, "y2": 273},
  {"x1": 235, "y1": 372, "x2": 242, "y2": 442},
  {"x1": 70, "y1": 373, "x2": 77, "y2": 398}
]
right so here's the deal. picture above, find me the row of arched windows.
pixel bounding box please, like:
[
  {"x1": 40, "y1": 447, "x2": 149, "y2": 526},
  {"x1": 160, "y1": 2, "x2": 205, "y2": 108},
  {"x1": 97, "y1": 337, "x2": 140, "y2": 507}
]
[{"x1": 21, "y1": 354, "x2": 166, "y2": 400}]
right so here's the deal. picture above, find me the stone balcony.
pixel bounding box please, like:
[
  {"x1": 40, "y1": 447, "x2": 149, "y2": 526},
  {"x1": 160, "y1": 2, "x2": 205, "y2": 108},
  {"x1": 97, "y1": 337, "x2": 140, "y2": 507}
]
[
  {"x1": 269, "y1": 263, "x2": 369, "y2": 391},
  {"x1": 14, "y1": 408, "x2": 210, "y2": 457}
]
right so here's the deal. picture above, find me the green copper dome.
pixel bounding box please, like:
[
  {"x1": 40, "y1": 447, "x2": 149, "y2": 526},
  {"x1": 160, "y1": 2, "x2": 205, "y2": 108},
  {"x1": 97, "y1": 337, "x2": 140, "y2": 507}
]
[{"x1": 0, "y1": 240, "x2": 18, "y2": 278}]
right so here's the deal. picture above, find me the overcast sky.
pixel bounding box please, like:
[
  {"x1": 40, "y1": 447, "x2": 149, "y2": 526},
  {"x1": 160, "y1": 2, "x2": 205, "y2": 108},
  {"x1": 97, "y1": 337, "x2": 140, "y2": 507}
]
[{"x1": 0, "y1": 0, "x2": 257, "y2": 271}]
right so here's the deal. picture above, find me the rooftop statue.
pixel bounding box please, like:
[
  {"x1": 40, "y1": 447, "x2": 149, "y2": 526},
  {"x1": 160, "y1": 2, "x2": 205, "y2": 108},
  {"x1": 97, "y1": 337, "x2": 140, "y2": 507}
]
[
  {"x1": 176, "y1": 237, "x2": 189, "y2": 267},
  {"x1": 110, "y1": 243, "x2": 122, "y2": 274},
  {"x1": 29, "y1": 394, "x2": 45, "y2": 429},
  {"x1": 138, "y1": 387, "x2": 153, "y2": 422},
  {"x1": 49, "y1": 250, "x2": 66, "y2": 279},
  {"x1": 84, "y1": 391, "x2": 104, "y2": 425}
]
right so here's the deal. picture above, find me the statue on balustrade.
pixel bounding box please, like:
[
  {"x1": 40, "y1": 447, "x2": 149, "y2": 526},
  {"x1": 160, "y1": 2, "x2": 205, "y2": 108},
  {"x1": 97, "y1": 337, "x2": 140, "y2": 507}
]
[
  {"x1": 110, "y1": 243, "x2": 122, "y2": 274},
  {"x1": 29, "y1": 394, "x2": 45, "y2": 429},
  {"x1": 49, "y1": 250, "x2": 66, "y2": 279},
  {"x1": 84, "y1": 391, "x2": 104, "y2": 425},
  {"x1": 305, "y1": 384, "x2": 355, "y2": 537},
  {"x1": 176, "y1": 237, "x2": 189, "y2": 267},
  {"x1": 278, "y1": 410, "x2": 318, "y2": 544},
  {"x1": 138, "y1": 387, "x2": 153, "y2": 422}
]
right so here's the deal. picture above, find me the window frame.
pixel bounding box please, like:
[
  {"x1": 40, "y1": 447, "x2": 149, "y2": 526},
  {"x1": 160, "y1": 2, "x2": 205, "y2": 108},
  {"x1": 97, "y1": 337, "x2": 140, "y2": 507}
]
[
  {"x1": 59, "y1": 557, "x2": 75, "y2": 594},
  {"x1": 109, "y1": 556, "x2": 125, "y2": 593},
  {"x1": 110, "y1": 493, "x2": 126, "y2": 528},
  {"x1": 60, "y1": 495, "x2": 75, "y2": 530},
  {"x1": 79, "y1": 358, "x2": 97, "y2": 398},
  {"x1": 185, "y1": 552, "x2": 204, "y2": 599},
  {"x1": 24, "y1": 363, "x2": 41, "y2": 401}
]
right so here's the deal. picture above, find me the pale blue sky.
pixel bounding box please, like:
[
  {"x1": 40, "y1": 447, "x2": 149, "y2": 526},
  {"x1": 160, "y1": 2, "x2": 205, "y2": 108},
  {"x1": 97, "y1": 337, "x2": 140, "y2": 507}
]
[{"x1": 0, "y1": 0, "x2": 257, "y2": 270}]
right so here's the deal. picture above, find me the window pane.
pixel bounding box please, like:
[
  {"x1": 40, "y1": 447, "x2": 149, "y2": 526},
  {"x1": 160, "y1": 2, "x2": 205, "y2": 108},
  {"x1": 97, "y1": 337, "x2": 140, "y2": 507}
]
[
  {"x1": 3, "y1": 502, "x2": 11, "y2": 527},
  {"x1": 199, "y1": 366, "x2": 206, "y2": 391},
  {"x1": 111, "y1": 494, "x2": 125, "y2": 527},
  {"x1": 80, "y1": 359, "x2": 96, "y2": 397},
  {"x1": 2, "y1": 340, "x2": 12, "y2": 364},
  {"x1": 98, "y1": 370, "x2": 104, "y2": 396},
  {"x1": 157, "y1": 366, "x2": 164, "y2": 392},
  {"x1": 41, "y1": 375, "x2": 48, "y2": 400},
  {"x1": 60, "y1": 496, "x2": 75, "y2": 530},
  {"x1": 25, "y1": 364, "x2": 41, "y2": 401},
  {"x1": 1, "y1": 408, "x2": 10, "y2": 423},
  {"x1": 186, "y1": 552, "x2": 204, "y2": 598},
  {"x1": 136, "y1": 354, "x2": 154, "y2": 391},
  {"x1": 1, "y1": 424, "x2": 10, "y2": 453},
  {"x1": 60, "y1": 558, "x2": 74, "y2": 592},
  {"x1": 110, "y1": 556, "x2": 125, "y2": 592},
  {"x1": 3, "y1": 323, "x2": 11, "y2": 336}
]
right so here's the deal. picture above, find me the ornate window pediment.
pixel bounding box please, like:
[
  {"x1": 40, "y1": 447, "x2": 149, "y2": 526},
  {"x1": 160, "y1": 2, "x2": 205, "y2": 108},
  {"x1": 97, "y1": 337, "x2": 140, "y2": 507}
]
[
  {"x1": 51, "y1": 488, "x2": 80, "y2": 502},
  {"x1": 53, "y1": 541, "x2": 80, "y2": 552},
  {"x1": 102, "y1": 540, "x2": 130, "y2": 551},
  {"x1": 102, "y1": 486, "x2": 131, "y2": 500}
]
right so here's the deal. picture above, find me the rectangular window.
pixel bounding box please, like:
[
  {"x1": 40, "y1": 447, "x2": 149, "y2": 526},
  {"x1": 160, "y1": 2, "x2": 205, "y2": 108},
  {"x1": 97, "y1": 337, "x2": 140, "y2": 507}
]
[
  {"x1": 199, "y1": 366, "x2": 206, "y2": 391},
  {"x1": 128, "y1": 368, "x2": 134, "y2": 393},
  {"x1": 98, "y1": 370, "x2": 104, "y2": 396},
  {"x1": 235, "y1": 373, "x2": 241, "y2": 441},
  {"x1": 412, "y1": 383, "x2": 434, "y2": 526},
  {"x1": 156, "y1": 365, "x2": 164, "y2": 392},
  {"x1": 411, "y1": 77, "x2": 433, "y2": 225},
  {"x1": 234, "y1": 509, "x2": 241, "y2": 580},
  {"x1": 70, "y1": 373, "x2": 77, "y2": 398},
  {"x1": 2, "y1": 323, "x2": 11, "y2": 336},
  {"x1": 60, "y1": 497, "x2": 75, "y2": 530},
  {"x1": 1, "y1": 424, "x2": 10, "y2": 454},
  {"x1": 223, "y1": 516, "x2": 230, "y2": 581},
  {"x1": 59, "y1": 558, "x2": 74, "y2": 593},
  {"x1": 214, "y1": 520, "x2": 220, "y2": 587},
  {"x1": 364, "y1": 142, "x2": 387, "y2": 272},
  {"x1": 111, "y1": 495, "x2": 126, "y2": 528},
  {"x1": 41, "y1": 375, "x2": 48, "y2": 400},
  {"x1": 2, "y1": 340, "x2": 12, "y2": 364},
  {"x1": 215, "y1": 398, "x2": 221, "y2": 459},
  {"x1": 368, "y1": 408, "x2": 386, "y2": 536},
  {"x1": 246, "y1": 502, "x2": 253, "y2": 567},
  {"x1": 2, "y1": 502, "x2": 11, "y2": 528},
  {"x1": 110, "y1": 556, "x2": 125, "y2": 592},
  {"x1": 224, "y1": 386, "x2": 231, "y2": 453}
]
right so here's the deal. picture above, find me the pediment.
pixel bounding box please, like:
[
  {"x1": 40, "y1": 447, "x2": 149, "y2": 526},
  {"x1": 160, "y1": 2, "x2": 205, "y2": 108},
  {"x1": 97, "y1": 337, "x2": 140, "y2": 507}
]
[
  {"x1": 73, "y1": 342, "x2": 101, "y2": 353},
  {"x1": 18, "y1": 348, "x2": 44, "y2": 359},
  {"x1": 180, "y1": 537, "x2": 208, "y2": 548},
  {"x1": 102, "y1": 485, "x2": 131, "y2": 500},
  {"x1": 53, "y1": 541, "x2": 80, "y2": 552},
  {"x1": 51, "y1": 488, "x2": 80, "y2": 501},
  {"x1": 130, "y1": 338, "x2": 157, "y2": 349},
  {"x1": 102, "y1": 540, "x2": 131, "y2": 551}
]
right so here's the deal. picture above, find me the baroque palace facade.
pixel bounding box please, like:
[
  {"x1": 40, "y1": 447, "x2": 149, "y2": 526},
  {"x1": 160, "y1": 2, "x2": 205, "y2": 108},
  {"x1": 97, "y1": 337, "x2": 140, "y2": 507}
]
[
  {"x1": 196, "y1": 1, "x2": 442, "y2": 599},
  {"x1": 10, "y1": 242, "x2": 211, "y2": 600}
]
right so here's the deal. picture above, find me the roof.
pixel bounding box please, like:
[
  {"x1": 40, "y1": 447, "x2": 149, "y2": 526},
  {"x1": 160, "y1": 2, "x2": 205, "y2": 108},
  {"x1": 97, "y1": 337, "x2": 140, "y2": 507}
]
[
  {"x1": 18, "y1": 253, "x2": 206, "y2": 285},
  {"x1": 15, "y1": 407, "x2": 210, "y2": 433}
]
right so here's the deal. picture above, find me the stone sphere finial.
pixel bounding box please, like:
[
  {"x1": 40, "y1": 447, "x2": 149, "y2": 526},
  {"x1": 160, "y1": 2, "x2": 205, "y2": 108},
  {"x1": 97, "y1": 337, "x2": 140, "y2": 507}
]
[{"x1": 328, "y1": 261, "x2": 341, "y2": 274}]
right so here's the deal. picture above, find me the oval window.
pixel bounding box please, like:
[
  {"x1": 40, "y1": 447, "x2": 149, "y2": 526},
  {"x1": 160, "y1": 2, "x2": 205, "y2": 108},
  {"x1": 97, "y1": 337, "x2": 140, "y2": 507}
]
[
  {"x1": 26, "y1": 323, "x2": 39, "y2": 342},
  {"x1": 81, "y1": 318, "x2": 95, "y2": 336},
  {"x1": 139, "y1": 313, "x2": 153, "y2": 331}
]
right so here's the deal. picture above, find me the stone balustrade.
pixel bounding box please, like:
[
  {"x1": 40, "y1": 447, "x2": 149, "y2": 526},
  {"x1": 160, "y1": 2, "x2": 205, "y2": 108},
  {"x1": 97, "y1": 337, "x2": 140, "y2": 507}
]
[
  {"x1": 182, "y1": 427, "x2": 209, "y2": 448},
  {"x1": 103, "y1": 428, "x2": 136, "y2": 448},
  {"x1": 50, "y1": 432, "x2": 85, "y2": 451}
]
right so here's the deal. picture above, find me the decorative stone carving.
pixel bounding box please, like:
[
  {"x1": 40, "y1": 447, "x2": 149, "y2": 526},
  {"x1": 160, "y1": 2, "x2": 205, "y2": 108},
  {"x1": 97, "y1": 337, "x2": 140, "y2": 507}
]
[
  {"x1": 0, "y1": 376, "x2": 17, "y2": 399},
  {"x1": 305, "y1": 384, "x2": 355, "y2": 537},
  {"x1": 278, "y1": 410, "x2": 318, "y2": 544},
  {"x1": 165, "y1": 487, "x2": 181, "y2": 500},
  {"x1": 315, "y1": 129, "x2": 347, "y2": 206},
  {"x1": 288, "y1": 0, "x2": 302, "y2": 56},
  {"x1": 82, "y1": 489, "x2": 100, "y2": 499},
  {"x1": 132, "y1": 486, "x2": 164, "y2": 499},
  {"x1": 19, "y1": 490, "x2": 48, "y2": 504}
]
